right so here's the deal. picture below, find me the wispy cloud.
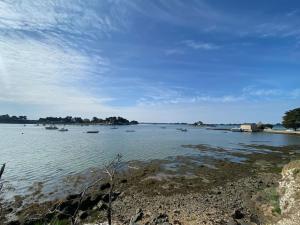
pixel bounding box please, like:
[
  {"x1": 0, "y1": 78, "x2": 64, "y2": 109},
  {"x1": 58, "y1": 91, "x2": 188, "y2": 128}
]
[
  {"x1": 0, "y1": 35, "x2": 114, "y2": 116},
  {"x1": 0, "y1": 0, "x2": 127, "y2": 38},
  {"x1": 164, "y1": 48, "x2": 185, "y2": 56},
  {"x1": 182, "y1": 40, "x2": 220, "y2": 50},
  {"x1": 242, "y1": 86, "x2": 282, "y2": 96}
]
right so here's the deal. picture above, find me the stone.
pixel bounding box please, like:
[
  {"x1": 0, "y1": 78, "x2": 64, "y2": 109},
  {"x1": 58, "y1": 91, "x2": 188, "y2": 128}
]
[
  {"x1": 66, "y1": 193, "x2": 81, "y2": 200},
  {"x1": 79, "y1": 210, "x2": 88, "y2": 219},
  {"x1": 100, "y1": 182, "x2": 111, "y2": 190},
  {"x1": 232, "y1": 209, "x2": 245, "y2": 220},
  {"x1": 131, "y1": 208, "x2": 143, "y2": 223},
  {"x1": 7, "y1": 220, "x2": 21, "y2": 225}
]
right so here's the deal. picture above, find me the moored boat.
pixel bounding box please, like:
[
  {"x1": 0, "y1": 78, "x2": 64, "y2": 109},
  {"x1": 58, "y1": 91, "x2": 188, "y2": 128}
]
[
  {"x1": 45, "y1": 125, "x2": 58, "y2": 130},
  {"x1": 87, "y1": 131, "x2": 99, "y2": 133},
  {"x1": 231, "y1": 127, "x2": 242, "y2": 132},
  {"x1": 126, "y1": 130, "x2": 135, "y2": 132},
  {"x1": 59, "y1": 128, "x2": 68, "y2": 132}
]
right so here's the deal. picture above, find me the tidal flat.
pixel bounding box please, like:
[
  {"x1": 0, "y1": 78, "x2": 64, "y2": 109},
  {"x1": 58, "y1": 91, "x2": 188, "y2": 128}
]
[{"x1": 4, "y1": 143, "x2": 300, "y2": 225}]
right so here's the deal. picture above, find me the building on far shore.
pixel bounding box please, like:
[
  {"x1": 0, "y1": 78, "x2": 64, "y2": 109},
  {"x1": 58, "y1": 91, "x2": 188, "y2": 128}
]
[{"x1": 240, "y1": 123, "x2": 259, "y2": 132}]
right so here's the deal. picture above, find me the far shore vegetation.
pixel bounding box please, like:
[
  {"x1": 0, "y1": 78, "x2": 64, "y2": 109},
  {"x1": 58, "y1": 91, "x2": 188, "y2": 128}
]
[{"x1": 0, "y1": 115, "x2": 138, "y2": 125}]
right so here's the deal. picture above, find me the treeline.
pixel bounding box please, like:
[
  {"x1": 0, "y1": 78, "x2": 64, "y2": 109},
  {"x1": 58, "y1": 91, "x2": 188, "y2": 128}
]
[
  {"x1": 0, "y1": 115, "x2": 138, "y2": 125},
  {"x1": 38, "y1": 116, "x2": 138, "y2": 125},
  {"x1": 0, "y1": 114, "x2": 33, "y2": 124}
]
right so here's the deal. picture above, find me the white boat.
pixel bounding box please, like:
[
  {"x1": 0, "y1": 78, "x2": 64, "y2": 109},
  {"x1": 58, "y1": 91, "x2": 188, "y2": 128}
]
[
  {"x1": 45, "y1": 125, "x2": 58, "y2": 130},
  {"x1": 231, "y1": 127, "x2": 242, "y2": 132},
  {"x1": 59, "y1": 128, "x2": 68, "y2": 132}
]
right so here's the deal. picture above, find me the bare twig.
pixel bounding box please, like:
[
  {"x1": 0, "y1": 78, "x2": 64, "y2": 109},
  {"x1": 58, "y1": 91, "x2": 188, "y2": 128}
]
[
  {"x1": 48, "y1": 177, "x2": 104, "y2": 225},
  {"x1": 103, "y1": 154, "x2": 122, "y2": 225},
  {"x1": 0, "y1": 163, "x2": 5, "y2": 221},
  {"x1": 0, "y1": 163, "x2": 5, "y2": 192},
  {"x1": 71, "y1": 177, "x2": 104, "y2": 225}
]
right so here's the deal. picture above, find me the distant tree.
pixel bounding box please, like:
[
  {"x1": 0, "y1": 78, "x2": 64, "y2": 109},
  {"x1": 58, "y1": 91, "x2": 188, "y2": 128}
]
[
  {"x1": 282, "y1": 108, "x2": 300, "y2": 131},
  {"x1": 83, "y1": 118, "x2": 90, "y2": 123},
  {"x1": 193, "y1": 121, "x2": 204, "y2": 126},
  {"x1": 257, "y1": 123, "x2": 273, "y2": 130},
  {"x1": 130, "y1": 120, "x2": 138, "y2": 125}
]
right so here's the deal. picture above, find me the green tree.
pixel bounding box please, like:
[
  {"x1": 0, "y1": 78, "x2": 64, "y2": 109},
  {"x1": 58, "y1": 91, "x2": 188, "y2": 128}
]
[{"x1": 282, "y1": 108, "x2": 300, "y2": 131}]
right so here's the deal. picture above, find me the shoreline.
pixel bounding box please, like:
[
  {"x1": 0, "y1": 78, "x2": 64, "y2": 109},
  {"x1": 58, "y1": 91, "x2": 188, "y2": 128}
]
[
  {"x1": 2, "y1": 144, "x2": 300, "y2": 225},
  {"x1": 263, "y1": 129, "x2": 300, "y2": 135}
]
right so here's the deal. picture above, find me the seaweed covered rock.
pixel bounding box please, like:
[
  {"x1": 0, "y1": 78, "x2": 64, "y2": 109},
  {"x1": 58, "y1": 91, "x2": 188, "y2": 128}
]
[{"x1": 274, "y1": 160, "x2": 300, "y2": 225}]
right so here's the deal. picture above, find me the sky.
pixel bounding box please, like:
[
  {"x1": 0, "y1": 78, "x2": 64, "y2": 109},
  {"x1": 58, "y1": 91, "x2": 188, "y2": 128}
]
[{"x1": 0, "y1": 0, "x2": 300, "y2": 123}]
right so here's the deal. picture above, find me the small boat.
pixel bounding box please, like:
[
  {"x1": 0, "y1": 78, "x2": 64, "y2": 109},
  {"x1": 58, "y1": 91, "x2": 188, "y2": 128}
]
[
  {"x1": 87, "y1": 131, "x2": 99, "y2": 133},
  {"x1": 126, "y1": 130, "x2": 135, "y2": 132},
  {"x1": 111, "y1": 127, "x2": 118, "y2": 129},
  {"x1": 160, "y1": 126, "x2": 166, "y2": 129},
  {"x1": 45, "y1": 125, "x2": 58, "y2": 130},
  {"x1": 59, "y1": 128, "x2": 68, "y2": 132},
  {"x1": 231, "y1": 127, "x2": 242, "y2": 132},
  {"x1": 177, "y1": 128, "x2": 187, "y2": 132}
]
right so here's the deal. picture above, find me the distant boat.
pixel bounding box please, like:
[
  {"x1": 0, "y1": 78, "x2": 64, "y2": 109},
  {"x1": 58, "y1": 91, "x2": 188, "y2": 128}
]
[
  {"x1": 177, "y1": 128, "x2": 187, "y2": 132},
  {"x1": 59, "y1": 128, "x2": 68, "y2": 132},
  {"x1": 111, "y1": 127, "x2": 118, "y2": 129},
  {"x1": 126, "y1": 130, "x2": 135, "y2": 132},
  {"x1": 231, "y1": 127, "x2": 242, "y2": 132},
  {"x1": 160, "y1": 126, "x2": 166, "y2": 129},
  {"x1": 87, "y1": 131, "x2": 99, "y2": 133},
  {"x1": 45, "y1": 125, "x2": 58, "y2": 130}
]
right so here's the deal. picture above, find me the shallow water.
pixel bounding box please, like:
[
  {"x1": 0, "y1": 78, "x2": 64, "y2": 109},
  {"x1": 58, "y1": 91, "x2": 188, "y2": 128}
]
[{"x1": 0, "y1": 123, "x2": 300, "y2": 201}]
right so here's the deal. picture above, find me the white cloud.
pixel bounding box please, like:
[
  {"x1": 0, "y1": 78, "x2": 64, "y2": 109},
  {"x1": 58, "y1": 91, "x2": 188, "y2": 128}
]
[
  {"x1": 0, "y1": 0, "x2": 126, "y2": 38},
  {"x1": 0, "y1": 36, "x2": 115, "y2": 117},
  {"x1": 242, "y1": 86, "x2": 282, "y2": 96},
  {"x1": 182, "y1": 40, "x2": 219, "y2": 50}
]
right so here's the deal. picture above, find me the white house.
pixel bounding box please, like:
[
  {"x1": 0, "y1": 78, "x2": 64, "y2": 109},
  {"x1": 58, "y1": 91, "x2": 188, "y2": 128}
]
[{"x1": 240, "y1": 123, "x2": 259, "y2": 132}]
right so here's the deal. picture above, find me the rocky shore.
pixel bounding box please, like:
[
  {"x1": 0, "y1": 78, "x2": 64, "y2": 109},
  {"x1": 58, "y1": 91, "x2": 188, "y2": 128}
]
[{"x1": 2, "y1": 144, "x2": 300, "y2": 225}]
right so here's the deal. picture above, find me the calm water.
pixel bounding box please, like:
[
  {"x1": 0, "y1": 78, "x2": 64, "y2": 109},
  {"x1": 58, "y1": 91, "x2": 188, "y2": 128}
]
[{"x1": 1, "y1": 123, "x2": 300, "y2": 201}]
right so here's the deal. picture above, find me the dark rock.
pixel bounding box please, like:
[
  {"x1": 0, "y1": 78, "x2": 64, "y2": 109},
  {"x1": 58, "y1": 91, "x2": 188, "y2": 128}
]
[
  {"x1": 7, "y1": 220, "x2": 21, "y2": 225},
  {"x1": 100, "y1": 182, "x2": 111, "y2": 190},
  {"x1": 24, "y1": 218, "x2": 44, "y2": 225},
  {"x1": 120, "y1": 179, "x2": 128, "y2": 183},
  {"x1": 79, "y1": 193, "x2": 103, "y2": 211},
  {"x1": 79, "y1": 210, "x2": 88, "y2": 220},
  {"x1": 57, "y1": 212, "x2": 70, "y2": 220},
  {"x1": 131, "y1": 208, "x2": 143, "y2": 223},
  {"x1": 153, "y1": 213, "x2": 169, "y2": 224},
  {"x1": 102, "y1": 192, "x2": 119, "y2": 203},
  {"x1": 44, "y1": 212, "x2": 55, "y2": 221},
  {"x1": 58, "y1": 199, "x2": 78, "y2": 215},
  {"x1": 66, "y1": 193, "x2": 81, "y2": 200},
  {"x1": 232, "y1": 209, "x2": 245, "y2": 220},
  {"x1": 7, "y1": 207, "x2": 14, "y2": 213}
]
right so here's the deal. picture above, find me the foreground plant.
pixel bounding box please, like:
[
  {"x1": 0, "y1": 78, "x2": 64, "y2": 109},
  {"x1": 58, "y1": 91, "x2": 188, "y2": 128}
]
[{"x1": 49, "y1": 154, "x2": 123, "y2": 225}]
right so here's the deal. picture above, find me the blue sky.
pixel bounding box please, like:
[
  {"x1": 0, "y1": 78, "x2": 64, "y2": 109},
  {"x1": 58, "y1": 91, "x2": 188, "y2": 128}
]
[{"x1": 0, "y1": 0, "x2": 300, "y2": 123}]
